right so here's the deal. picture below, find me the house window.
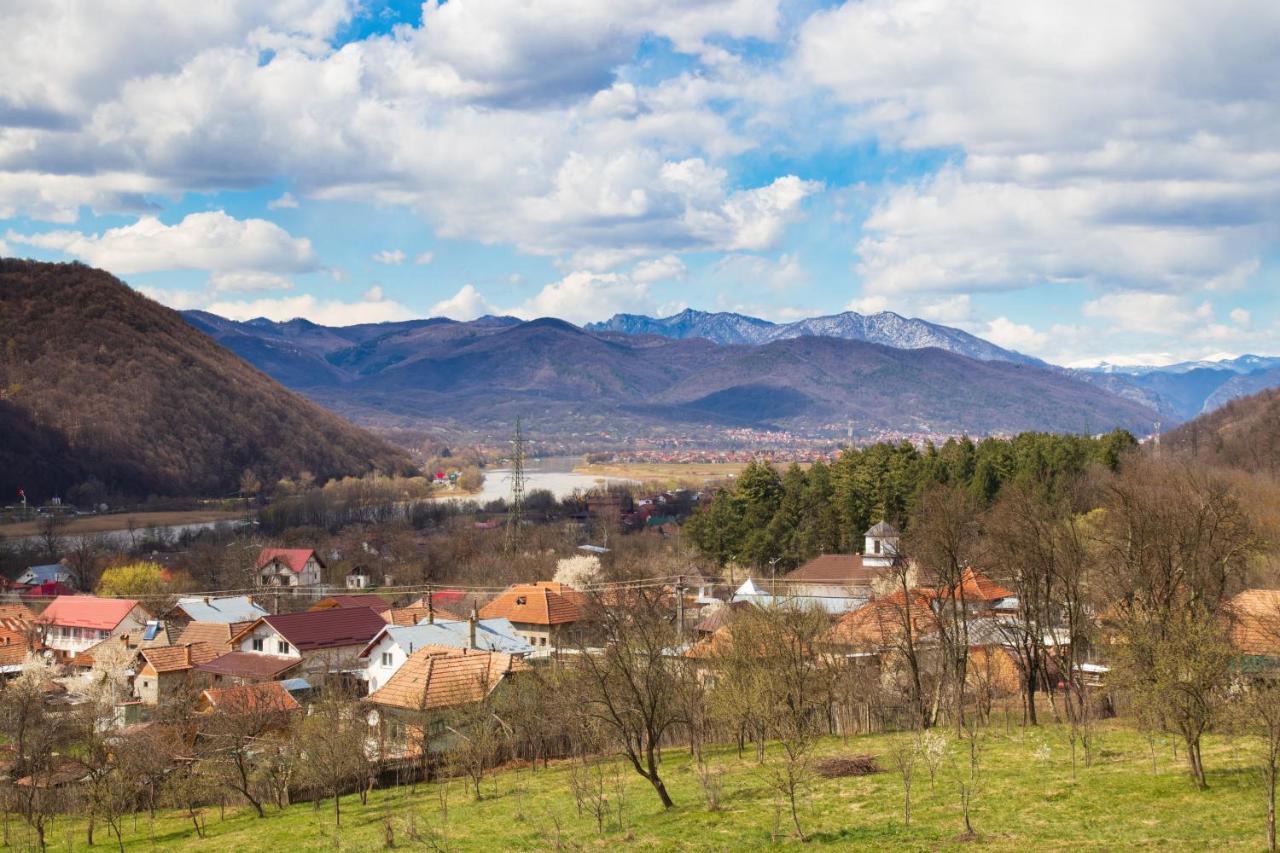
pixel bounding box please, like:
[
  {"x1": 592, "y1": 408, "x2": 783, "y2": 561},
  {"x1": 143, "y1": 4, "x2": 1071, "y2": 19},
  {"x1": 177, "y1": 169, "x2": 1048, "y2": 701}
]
[
  {"x1": 874, "y1": 540, "x2": 881, "y2": 555},
  {"x1": 516, "y1": 596, "x2": 526, "y2": 605},
  {"x1": 252, "y1": 638, "x2": 264, "y2": 652},
  {"x1": 277, "y1": 640, "x2": 290, "y2": 655},
  {"x1": 381, "y1": 652, "x2": 393, "y2": 667}
]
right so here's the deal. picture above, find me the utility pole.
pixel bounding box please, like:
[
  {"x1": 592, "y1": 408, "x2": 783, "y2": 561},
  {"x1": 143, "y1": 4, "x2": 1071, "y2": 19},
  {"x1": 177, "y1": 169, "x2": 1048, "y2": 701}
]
[
  {"x1": 676, "y1": 574, "x2": 687, "y2": 640},
  {"x1": 506, "y1": 416, "x2": 526, "y2": 551}
]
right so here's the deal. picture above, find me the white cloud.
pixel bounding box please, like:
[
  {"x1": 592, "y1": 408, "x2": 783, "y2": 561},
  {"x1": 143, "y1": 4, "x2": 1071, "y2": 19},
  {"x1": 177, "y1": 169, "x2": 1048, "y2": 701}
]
[
  {"x1": 210, "y1": 270, "x2": 294, "y2": 292},
  {"x1": 363, "y1": 285, "x2": 384, "y2": 302},
  {"x1": 1230, "y1": 307, "x2": 1252, "y2": 328},
  {"x1": 980, "y1": 317, "x2": 1048, "y2": 353},
  {"x1": 430, "y1": 283, "x2": 496, "y2": 320},
  {"x1": 267, "y1": 191, "x2": 298, "y2": 209},
  {"x1": 631, "y1": 255, "x2": 686, "y2": 284},
  {"x1": 372, "y1": 249, "x2": 405, "y2": 265},
  {"x1": 414, "y1": 251, "x2": 434, "y2": 265},
  {"x1": 9, "y1": 211, "x2": 316, "y2": 274},
  {"x1": 798, "y1": 0, "x2": 1280, "y2": 298},
  {"x1": 144, "y1": 287, "x2": 416, "y2": 326},
  {"x1": 512, "y1": 270, "x2": 656, "y2": 324}
]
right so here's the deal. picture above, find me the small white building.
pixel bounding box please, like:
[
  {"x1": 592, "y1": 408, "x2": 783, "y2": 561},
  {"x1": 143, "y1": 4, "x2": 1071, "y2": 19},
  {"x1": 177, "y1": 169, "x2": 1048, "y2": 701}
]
[{"x1": 345, "y1": 566, "x2": 371, "y2": 590}]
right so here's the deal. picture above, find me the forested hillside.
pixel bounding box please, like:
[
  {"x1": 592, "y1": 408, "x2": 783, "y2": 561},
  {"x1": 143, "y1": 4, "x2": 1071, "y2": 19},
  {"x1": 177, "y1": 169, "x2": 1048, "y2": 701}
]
[
  {"x1": 684, "y1": 430, "x2": 1138, "y2": 569},
  {"x1": 1164, "y1": 386, "x2": 1280, "y2": 475},
  {"x1": 0, "y1": 260, "x2": 413, "y2": 502}
]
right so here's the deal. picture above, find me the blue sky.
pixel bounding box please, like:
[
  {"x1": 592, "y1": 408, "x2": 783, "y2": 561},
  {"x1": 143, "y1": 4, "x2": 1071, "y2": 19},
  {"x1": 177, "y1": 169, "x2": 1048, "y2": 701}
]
[{"x1": 2, "y1": 0, "x2": 1278, "y2": 366}]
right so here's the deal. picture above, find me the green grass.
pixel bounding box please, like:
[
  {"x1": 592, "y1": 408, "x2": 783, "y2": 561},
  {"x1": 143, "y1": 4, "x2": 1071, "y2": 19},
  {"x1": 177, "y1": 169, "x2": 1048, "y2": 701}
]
[{"x1": 12, "y1": 721, "x2": 1278, "y2": 850}]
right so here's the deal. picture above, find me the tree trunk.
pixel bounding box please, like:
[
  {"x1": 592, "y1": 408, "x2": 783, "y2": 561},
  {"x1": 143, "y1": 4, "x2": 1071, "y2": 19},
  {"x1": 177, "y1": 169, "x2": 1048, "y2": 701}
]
[
  {"x1": 1269, "y1": 766, "x2": 1276, "y2": 853},
  {"x1": 334, "y1": 791, "x2": 342, "y2": 827}
]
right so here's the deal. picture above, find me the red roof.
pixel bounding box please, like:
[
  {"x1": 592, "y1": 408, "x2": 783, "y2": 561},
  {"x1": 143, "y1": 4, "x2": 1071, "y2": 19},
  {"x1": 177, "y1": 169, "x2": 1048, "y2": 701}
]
[
  {"x1": 22, "y1": 582, "x2": 77, "y2": 599},
  {"x1": 255, "y1": 548, "x2": 321, "y2": 574},
  {"x1": 237, "y1": 607, "x2": 389, "y2": 652},
  {"x1": 196, "y1": 651, "x2": 300, "y2": 681},
  {"x1": 35, "y1": 596, "x2": 142, "y2": 631}
]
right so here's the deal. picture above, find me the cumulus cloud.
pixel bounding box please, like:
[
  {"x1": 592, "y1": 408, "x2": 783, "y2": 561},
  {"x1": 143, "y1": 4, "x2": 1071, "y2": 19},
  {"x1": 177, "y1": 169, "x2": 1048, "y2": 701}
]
[
  {"x1": 414, "y1": 251, "x2": 434, "y2": 265},
  {"x1": 372, "y1": 249, "x2": 405, "y2": 265},
  {"x1": 512, "y1": 270, "x2": 656, "y2": 324},
  {"x1": 430, "y1": 283, "x2": 496, "y2": 320},
  {"x1": 9, "y1": 211, "x2": 317, "y2": 274},
  {"x1": 798, "y1": 0, "x2": 1280, "y2": 297}
]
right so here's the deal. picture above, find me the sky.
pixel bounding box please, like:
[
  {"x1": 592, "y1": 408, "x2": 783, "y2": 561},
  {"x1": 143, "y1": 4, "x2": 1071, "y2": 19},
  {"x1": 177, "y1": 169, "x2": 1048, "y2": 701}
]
[{"x1": 1, "y1": 0, "x2": 1278, "y2": 367}]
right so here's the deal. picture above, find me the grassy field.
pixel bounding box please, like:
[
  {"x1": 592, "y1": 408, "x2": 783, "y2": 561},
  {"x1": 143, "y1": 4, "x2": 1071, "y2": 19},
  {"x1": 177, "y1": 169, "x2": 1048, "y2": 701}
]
[
  {"x1": 11, "y1": 721, "x2": 1276, "y2": 851},
  {"x1": 575, "y1": 462, "x2": 756, "y2": 484},
  {"x1": 0, "y1": 509, "x2": 246, "y2": 538}
]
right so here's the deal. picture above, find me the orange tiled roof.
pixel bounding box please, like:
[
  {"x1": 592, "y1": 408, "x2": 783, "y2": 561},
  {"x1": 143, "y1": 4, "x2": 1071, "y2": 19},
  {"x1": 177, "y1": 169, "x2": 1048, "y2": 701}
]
[
  {"x1": 0, "y1": 604, "x2": 35, "y2": 624},
  {"x1": 931, "y1": 568, "x2": 1014, "y2": 602},
  {"x1": 140, "y1": 642, "x2": 220, "y2": 673},
  {"x1": 479, "y1": 582, "x2": 582, "y2": 626},
  {"x1": 201, "y1": 681, "x2": 300, "y2": 714},
  {"x1": 384, "y1": 606, "x2": 466, "y2": 626},
  {"x1": 0, "y1": 626, "x2": 38, "y2": 666},
  {"x1": 367, "y1": 647, "x2": 525, "y2": 711},
  {"x1": 1226, "y1": 589, "x2": 1280, "y2": 656},
  {"x1": 177, "y1": 621, "x2": 254, "y2": 654},
  {"x1": 826, "y1": 589, "x2": 937, "y2": 648}
]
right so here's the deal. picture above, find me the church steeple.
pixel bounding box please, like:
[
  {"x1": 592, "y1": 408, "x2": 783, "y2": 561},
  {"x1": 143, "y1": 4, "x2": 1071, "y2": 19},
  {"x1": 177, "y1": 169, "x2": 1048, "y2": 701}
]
[{"x1": 863, "y1": 520, "x2": 900, "y2": 567}]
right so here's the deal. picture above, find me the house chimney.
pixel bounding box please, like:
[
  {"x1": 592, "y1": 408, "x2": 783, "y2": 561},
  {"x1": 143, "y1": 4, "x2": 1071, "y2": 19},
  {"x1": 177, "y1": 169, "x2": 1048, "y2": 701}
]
[{"x1": 468, "y1": 602, "x2": 478, "y2": 650}]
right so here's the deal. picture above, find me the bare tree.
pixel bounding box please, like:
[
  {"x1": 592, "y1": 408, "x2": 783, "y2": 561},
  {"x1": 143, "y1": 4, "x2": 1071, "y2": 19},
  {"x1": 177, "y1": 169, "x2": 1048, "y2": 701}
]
[
  {"x1": 567, "y1": 586, "x2": 688, "y2": 809},
  {"x1": 1098, "y1": 457, "x2": 1259, "y2": 788},
  {"x1": 907, "y1": 485, "x2": 982, "y2": 735},
  {"x1": 297, "y1": 690, "x2": 369, "y2": 827}
]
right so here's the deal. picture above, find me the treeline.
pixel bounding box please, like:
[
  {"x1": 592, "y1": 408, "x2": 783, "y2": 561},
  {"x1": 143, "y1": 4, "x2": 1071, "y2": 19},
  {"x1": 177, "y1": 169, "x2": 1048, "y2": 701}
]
[{"x1": 685, "y1": 430, "x2": 1138, "y2": 570}]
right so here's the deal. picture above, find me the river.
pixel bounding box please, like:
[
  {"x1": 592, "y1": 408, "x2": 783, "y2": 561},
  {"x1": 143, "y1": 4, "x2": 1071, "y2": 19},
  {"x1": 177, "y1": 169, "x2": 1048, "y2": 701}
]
[{"x1": 439, "y1": 456, "x2": 636, "y2": 504}]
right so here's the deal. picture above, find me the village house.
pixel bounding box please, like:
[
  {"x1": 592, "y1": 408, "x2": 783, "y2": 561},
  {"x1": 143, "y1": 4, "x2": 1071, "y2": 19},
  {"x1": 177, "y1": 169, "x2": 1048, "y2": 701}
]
[
  {"x1": 479, "y1": 582, "x2": 583, "y2": 652},
  {"x1": 197, "y1": 681, "x2": 301, "y2": 717},
  {"x1": 15, "y1": 562, "x2": 75, "y2": 587},
  {"x1": 197, "y1": 651, "x2": 301, "y2": 687},
  {"x1": 135, "y1": 642, "x2": 220, "y2": 705},
  {"x1": 226, "y1": 606, "x2": 389, "y2": 683},
  {"x1": 345, "y1": 566, "x2": 372, "y2": 589},
  {"x1": 359, "y1": 617, "x2": 534, "y2": 692},
  {"x1": 255, "y1": 547, "x2": 324, "y2": 588},
  {"x1": 165, "y1": 595, "x2": 268, "y2": 630},
  {"x1": 0, "y1": 611, "x2": 40, "y2": 676},
  {"x1": 1225, "y1": 589, "x2": 1280, "y2": 666},
  {"x1": 177, "y1": 620, "x2": 258, "y2": 655},
  {"x1": 35, "y1": 596, "x2": 151, "y2": 661},
  {"x1": 366, "y1": 647, "x2": 526, "y2": 758}
]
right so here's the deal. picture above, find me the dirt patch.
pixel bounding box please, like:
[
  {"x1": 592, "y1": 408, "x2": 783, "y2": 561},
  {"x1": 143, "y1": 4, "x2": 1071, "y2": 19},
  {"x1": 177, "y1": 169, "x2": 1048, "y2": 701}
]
[{"x1": 814, "y1": 755, "x2": 881, "y2": 778}]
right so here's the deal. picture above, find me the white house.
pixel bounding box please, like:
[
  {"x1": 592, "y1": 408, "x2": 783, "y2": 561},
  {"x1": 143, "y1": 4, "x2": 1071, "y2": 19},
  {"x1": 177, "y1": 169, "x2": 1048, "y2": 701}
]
[
  {"x1": 16, "y1": 562, "x2": 74, "y2": 586},
  {"x1": 358, "y1": 618, "x2": 534, "y2": 693},
  {"x1": 34, "y1": 596, "x2": 150, "y2": 660},
  {"x1": 229, "y1": 606, "x2": 388, "y2": 679},
  {"x1": 255, "y1": 548, "x2": 324, "y2": 587}
]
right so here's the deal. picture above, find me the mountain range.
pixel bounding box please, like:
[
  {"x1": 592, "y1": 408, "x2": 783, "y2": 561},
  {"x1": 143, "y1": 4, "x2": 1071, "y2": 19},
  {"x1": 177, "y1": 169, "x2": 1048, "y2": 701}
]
[
  {"x1": 587, "y1": 308, "x2": 1044, "y2": 365},
  {"x1": 0, "y1": 261, "x2": 413, "y2": 502},
  {"x1": 184, "y1": 309, "x2": 1159, "y2": 442},
  {"x1": 588, "y1": 309, "x2": 1280, "y2": 425}
]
